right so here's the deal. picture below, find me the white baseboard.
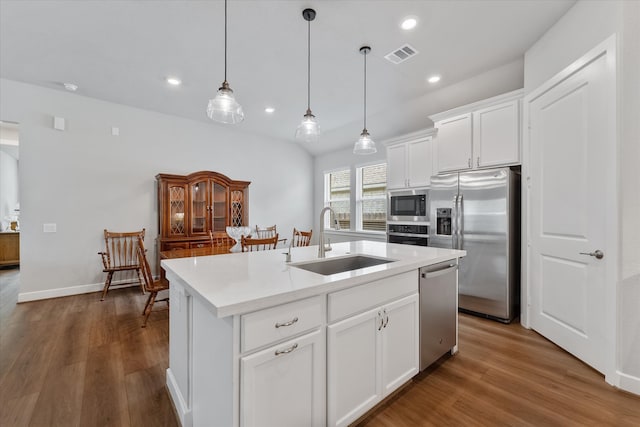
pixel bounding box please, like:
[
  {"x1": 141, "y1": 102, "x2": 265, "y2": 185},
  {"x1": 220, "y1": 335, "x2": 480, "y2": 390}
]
[
  {"x1": 167, "y1": 368, "x2": 192, "y2": 427},
  {"x1": 616, "y1": 370, "x2": 640, "y2": 396},
  {"x1": 17, "y1": 279, "x2": 140, "y2": 303}
]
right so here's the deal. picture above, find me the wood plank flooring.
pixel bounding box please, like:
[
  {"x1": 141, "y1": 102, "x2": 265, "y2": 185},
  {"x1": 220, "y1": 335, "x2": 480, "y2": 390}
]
[{"x1": 1, "y1": 267, "x2": 639, "y2": 426}]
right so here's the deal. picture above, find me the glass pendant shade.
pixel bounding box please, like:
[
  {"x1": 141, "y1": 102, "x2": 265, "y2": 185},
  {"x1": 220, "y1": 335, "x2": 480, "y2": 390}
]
[
  {"x1": 296, "y1": 8, "x2": 319, "y2": 143},
  {"x1": 207, "y1": 81, "x2": 244, "y2": 124},
  {"x1": 353, "y1": 129, "x2": 377, "y2": 154},
  {"x1": 354, "y1": 45, "x2": 376, "y2": 155},
  {"x1": 295, "y1": 109, "x2": 320, "y2": 143}
]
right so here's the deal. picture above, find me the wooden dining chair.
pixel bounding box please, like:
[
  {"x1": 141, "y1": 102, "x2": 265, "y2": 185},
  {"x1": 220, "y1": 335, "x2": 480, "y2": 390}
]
[
  {"x1": 137, "y1": 237, "x2": 169, "y2": 328},
  {"x1": 256, "y1": 225, "x2": 287, "y2": 247},
  {"x1": 209, "y1": 230, "x2": 233, "y2": 253},
  {"x1": 241, "y1": 234, "x2": 279, "y2": 252},
  {"x1": 292, "y1": 228, "x2": 313, "y2": 247},
  {"x1": 99, "y1": 228, "x2": 146, "y2": 300}
]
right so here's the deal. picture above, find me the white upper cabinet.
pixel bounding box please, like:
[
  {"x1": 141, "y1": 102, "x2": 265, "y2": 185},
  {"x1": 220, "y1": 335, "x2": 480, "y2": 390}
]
[
  {"x1": 434, "y1": 113, "x2": 473, "y2": 173},
  {"x1": 430, "y1": 89, "x2": 523, "y2": 174},
  {"x1": 385, "y1": 129, "x2": 436, "y2": 190},
  {"x1": 473, "y1": 99, "x2": 520, "y2": 168}
]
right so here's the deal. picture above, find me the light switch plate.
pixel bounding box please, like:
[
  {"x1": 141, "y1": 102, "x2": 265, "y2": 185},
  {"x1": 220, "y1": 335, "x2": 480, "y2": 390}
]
[
  {"x1": 53, "y1": 116, "x2": 65, "y2": 131},
  {"x1": 43, "y1": 223, "x2": 57, "y2": 233},
  {"x1": 112, "y1": 127, "x2": 119, "y2": 136}
]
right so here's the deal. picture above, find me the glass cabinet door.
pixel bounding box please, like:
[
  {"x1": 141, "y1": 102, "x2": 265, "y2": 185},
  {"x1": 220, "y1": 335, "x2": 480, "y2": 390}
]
[
  {"x1": 191, "y1": 180, "x2": 208, "y2": 234},
  {"x1": 212, "y1": 182, "x2": 227, "y2": 232},
  {"x1": 168, "y1": 184, "x2": 186, "y2": 236},
  {"x1": 231, "y1": 190, "x2": 244, "y2": 226}
]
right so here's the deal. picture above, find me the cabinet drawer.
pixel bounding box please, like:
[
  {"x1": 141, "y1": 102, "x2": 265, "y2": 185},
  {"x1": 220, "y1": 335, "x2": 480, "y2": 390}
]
[
  {"x1": 241, "y1": 295, "x2": 325, "y2": 353},
  {"x1": 162, "y1": 241, "x2": 190, "y2": 251},
  {"x1": 328, "y1": 270, "x2": 417, "y2": 323}
]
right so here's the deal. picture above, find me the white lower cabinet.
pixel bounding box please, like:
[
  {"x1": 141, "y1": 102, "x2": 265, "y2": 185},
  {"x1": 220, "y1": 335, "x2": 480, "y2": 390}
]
[
  {"x1": 241, "y1": 328, "x2": 326, "y2": 427},
  {"x1": 327, "y1": 293, "x2": 419, "y2": 427}
]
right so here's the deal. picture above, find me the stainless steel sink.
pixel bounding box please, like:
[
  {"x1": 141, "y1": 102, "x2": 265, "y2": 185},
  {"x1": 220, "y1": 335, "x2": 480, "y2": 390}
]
[{"x1": 291, "y1": 255, "x2": 394, "y2": 276}]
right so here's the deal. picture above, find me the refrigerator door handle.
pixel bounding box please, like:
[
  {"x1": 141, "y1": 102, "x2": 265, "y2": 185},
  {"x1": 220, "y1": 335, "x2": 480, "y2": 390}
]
[
  {"x1": 458, "y1": 194, "x2": 464, "y2": 250},
  {"x1": 452, "y1": 195, "x2": 458, "y2": 249}
]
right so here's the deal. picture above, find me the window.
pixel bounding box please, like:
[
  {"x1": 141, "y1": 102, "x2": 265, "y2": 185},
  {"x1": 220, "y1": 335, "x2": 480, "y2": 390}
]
[
  {"x1": 357, "y1": 163, "x2": 387, "y2": 232},
  {"x1": 325, "y1": 169, "x2": 351, "y2": 229}
]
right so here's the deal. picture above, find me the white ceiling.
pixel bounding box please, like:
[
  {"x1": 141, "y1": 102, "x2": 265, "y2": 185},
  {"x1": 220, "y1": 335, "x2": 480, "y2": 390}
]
[{"x1": 0, "y1": 0, "x2": 575, "y2": 156}]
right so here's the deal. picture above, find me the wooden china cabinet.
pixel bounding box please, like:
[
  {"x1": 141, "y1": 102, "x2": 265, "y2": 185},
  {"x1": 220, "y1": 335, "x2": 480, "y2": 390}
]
[{"x1": 156, "y1": 171, "x2": 250, "y2": 253}]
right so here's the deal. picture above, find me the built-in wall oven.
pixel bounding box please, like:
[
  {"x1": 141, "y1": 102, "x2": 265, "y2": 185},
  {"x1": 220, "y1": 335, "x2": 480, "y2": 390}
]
[{"x1": 387, "y1": 223, "x2": 429, "y2": 246}]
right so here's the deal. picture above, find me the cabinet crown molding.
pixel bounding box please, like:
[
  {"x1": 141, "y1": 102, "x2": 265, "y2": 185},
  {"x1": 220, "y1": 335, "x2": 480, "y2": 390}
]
[
  {"x1": 428, "y1": 88, "x2": 524, "y2": 123},
  {"x1": 383, "y1": 128, "x2": 437, "y2": 147}
]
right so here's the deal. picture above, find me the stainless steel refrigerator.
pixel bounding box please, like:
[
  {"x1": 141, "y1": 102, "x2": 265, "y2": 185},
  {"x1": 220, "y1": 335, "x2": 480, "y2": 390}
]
[{"x1": 429, "y1": 167, "x2": 520, "y2": 322}]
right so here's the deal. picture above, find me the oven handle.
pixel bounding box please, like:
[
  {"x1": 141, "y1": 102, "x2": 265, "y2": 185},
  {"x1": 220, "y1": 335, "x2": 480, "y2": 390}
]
[{"x1": 387, "y1": 232, "x2": 429, "y2": 238}]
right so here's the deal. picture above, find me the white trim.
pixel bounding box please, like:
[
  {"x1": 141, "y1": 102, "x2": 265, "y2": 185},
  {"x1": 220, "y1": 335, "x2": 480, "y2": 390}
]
[
  {"x1": 522, "y1": 34, "x2": 618, "y2": 385},
  {"x1": 429, "y1": 88, "x2": 524, "y2": 123},
  {"x1": 614, "y1": 371, "x2": 640, "y2": 396},
  {"x1": 382, "y1": 128, "x2": 437, "y2": 147},
  {"x1": 17, "y1": 278, "x2": 140, "y2": 302},
  {"x1": 167, "y1": 368, "x2": 192, "y2": 427}
]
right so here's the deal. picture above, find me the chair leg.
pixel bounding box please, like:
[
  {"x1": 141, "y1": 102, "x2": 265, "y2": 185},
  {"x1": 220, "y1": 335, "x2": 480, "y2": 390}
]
[
  {"x1": 142, "y1": 292, "x2": 154, "y2": 315},
  {"x1": 101, "y1": 272, "x2": 113, "y2": 301},
  {"x1": 142, "y1": 291, "x2": 157, "y2": 328},
  {"x1": 136, "y1": 267, "x2": 145, "y2": 295}
]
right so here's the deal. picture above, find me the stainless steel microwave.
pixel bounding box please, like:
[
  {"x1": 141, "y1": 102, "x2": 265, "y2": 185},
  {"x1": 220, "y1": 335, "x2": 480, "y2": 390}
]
[{"x1": 388, "y1": 189, "x2": 429, "y2": 222}]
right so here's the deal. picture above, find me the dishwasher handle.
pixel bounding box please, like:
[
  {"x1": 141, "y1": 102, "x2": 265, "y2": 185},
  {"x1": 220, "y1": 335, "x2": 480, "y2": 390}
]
[{"x1": 421, "y1": 263, "x2": 457, "y2": 279}]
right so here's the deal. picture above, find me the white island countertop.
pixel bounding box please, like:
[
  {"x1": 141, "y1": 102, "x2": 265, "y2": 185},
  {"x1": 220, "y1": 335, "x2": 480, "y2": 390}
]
[{"x1": 162, "y1": 240, "x2": 465, "y2": 318}]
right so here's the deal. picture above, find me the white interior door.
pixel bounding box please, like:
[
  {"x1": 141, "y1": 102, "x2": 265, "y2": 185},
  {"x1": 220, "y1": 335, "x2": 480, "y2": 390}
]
[{"x1": 527, "y1": 38, "x2": 616, "y2": 373}]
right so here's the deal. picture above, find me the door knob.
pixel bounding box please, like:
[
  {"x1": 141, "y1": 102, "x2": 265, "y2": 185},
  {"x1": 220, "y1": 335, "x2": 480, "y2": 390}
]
[{"x1": 579, "y1": 250, "x2": 604, "y2": 259}]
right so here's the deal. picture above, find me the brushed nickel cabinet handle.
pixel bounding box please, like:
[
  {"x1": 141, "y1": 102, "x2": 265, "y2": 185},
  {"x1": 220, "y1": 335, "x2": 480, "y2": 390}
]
[
  {"x1": 275, "y1": 343, "x2": 298, "y2": 356},
  {"x1": 275, "y1": 317, "x2": 299, "y2": 328}
]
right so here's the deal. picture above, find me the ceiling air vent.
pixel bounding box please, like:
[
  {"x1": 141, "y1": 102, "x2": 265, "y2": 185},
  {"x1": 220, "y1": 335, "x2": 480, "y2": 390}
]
[{"x1": 384, "y1": 44, "x2": 419, "y2": 64}]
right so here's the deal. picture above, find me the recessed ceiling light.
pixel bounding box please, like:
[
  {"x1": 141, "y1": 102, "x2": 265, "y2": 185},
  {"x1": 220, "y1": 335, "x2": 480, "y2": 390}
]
[
  {"x1": 63, "y1": 82, "x2": 78, "y2": 91},
  {"x1": 428, "y1": 75, "x2": 441, "y2": 84},
  {"x1": 401, "y1": 17, "x2": 417, "y2": 30},
  {"x1": 264, "y1": 107, "x2": 275, "y2": 113},
  {"x1": 166, "y1": 77, "x2": 182, "y2": 86}
]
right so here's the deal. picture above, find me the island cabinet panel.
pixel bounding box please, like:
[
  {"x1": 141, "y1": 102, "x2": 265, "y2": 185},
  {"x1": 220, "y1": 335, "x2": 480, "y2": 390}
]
[
  {"x1": 381, "y1": 294, "x2": 420, "y2": 395},
  {"x1": 327, "y1": 307, "x2": 382, "y2": 427},
  {"x1": 327, "y1": 272, "x2": 419, "y2": 427},
  {"x1": 240, "y1": 295, "x2": 324, "y2": 353},
  {"x1": 240, "y1": 329, "x2": 326, "y2": 427}
]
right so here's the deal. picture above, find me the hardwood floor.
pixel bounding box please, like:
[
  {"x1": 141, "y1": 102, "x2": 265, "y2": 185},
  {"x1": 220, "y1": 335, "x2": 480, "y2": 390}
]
[
  {"x1": 1, "y1": 267, "x2": 639, "y2": 426},
  {"x1": 0, "y1": 267, "x2": 176, "y2": 427}
]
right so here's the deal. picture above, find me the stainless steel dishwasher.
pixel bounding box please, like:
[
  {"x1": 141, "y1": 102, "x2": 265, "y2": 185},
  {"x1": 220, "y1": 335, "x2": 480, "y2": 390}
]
[{"x1": 420, "y1": 260, "x2": 458, "y2": 370}]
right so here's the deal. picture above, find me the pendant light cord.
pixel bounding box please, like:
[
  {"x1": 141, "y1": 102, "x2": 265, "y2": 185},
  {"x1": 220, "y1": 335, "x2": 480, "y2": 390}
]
[
  {"x1": 224, "y1": 0, "x2": 228, "y2": 82},
  {"x1": 363, "y1": 49, "x2": 367, "y2": 130},
  {"x1": 307, "y1": 18, "x2": 311, "y2": 111}
]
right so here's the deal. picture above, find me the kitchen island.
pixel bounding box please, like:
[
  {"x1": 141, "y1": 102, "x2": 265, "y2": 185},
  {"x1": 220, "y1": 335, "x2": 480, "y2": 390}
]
[{"x1": 162, "y1": 240, "x2": 465, "y2": 427}]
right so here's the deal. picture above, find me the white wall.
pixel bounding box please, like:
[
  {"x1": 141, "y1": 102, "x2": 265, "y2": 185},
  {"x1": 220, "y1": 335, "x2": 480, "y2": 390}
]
[
  {"x1": 0, "y1": 149, "x2": 19, "y2": 230},
  {"x1": 0, "y1": 78, "x2": 314, "y2": 300},
  {"x1": 524, "y1": 0, "x2": 640, "y2": 391}
]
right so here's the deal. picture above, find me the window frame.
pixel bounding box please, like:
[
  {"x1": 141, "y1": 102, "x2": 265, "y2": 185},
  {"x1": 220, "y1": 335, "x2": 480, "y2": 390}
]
[
  {"x1": 355, "y1": 162, "x2": 387, "y2": 233},
  {"x1": 323, "y1": 168, "x2": 352, "y2": 230}
]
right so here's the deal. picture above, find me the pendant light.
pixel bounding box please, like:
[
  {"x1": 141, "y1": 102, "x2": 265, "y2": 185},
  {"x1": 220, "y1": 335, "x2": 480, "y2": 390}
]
[
  {"x1": 295, "y1": 8, "x2": 320, "y2": 143},
  {"x1": 353, "y1": 46, "x2": 377, "y2": 154},
  {"x1": 207, "y1": 0, "x2": 244, "y2": 124}
]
